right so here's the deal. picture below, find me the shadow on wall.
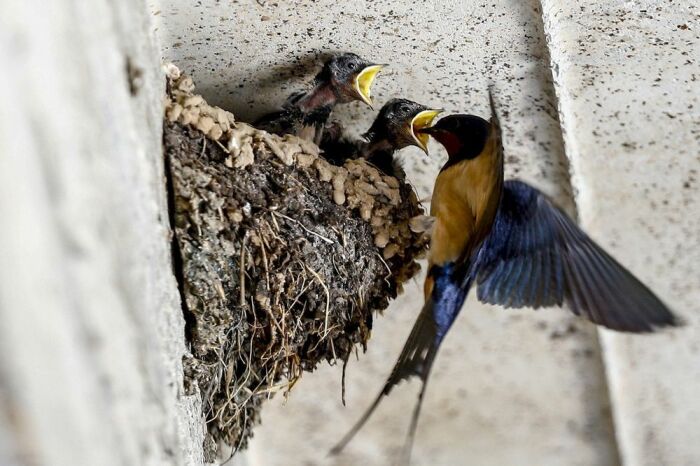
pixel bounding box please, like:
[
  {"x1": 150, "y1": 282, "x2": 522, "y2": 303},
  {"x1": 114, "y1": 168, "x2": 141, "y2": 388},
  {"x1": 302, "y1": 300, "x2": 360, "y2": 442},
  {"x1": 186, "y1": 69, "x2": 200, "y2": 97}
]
[{"x1": 204, "y1": 50, "x2": 339, "y2": 122}]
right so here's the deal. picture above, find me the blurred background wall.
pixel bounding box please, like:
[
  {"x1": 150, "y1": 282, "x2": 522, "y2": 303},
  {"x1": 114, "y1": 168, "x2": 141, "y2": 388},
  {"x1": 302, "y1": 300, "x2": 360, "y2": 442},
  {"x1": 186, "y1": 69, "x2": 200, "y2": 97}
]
[{"x1": 1, "y1": 0, "x2": 698, "y2": 465}]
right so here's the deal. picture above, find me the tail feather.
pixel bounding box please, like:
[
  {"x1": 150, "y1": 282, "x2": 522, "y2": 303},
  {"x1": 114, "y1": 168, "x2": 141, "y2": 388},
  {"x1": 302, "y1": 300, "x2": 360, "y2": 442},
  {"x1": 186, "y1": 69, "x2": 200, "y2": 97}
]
[
  {"x1": 330, "y1": 265, "x2": 470, "y2": 461},
  {"x1": 399, "y1": 342, "x2": 438, "y2": 465},
  {"x1": 329, "y1": 301, "x2": 439, "y2": 456}
]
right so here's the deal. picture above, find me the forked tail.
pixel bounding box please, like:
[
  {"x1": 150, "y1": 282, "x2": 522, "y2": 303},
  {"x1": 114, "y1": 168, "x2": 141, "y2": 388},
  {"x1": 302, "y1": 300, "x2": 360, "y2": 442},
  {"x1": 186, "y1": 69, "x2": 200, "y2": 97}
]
[{"x1": 329, "y1": 300, "x2": 440, "y2": 458}]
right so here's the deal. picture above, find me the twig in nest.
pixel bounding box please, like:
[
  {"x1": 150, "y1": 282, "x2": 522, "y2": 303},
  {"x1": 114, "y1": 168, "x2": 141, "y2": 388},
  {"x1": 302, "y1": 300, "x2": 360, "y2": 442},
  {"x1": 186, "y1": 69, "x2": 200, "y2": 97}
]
[
  {"x1": 376, "y1": 252, "x2": 393, "y2": 286},
  {"x1": 200, "y1": 137, "x2": 207, "y2": 158},
  {"x1": 258, "y1": 231, "x2": 271, "y2": 292},
  {"x1": 215, "y1": 139, "x2": 230, "y2": 154},
  {"x1": 305, "y1": 265, "x2": 331, "y2": 338},
  {"x1": 341, "y1": 358, "x2": 349, "y2": 406},
  {"x1": 239, "y1": 235, "x2": 247, "y2": 306},
  {"x1": 271, "y1": 211, "x2": 335, "y2": 245}
]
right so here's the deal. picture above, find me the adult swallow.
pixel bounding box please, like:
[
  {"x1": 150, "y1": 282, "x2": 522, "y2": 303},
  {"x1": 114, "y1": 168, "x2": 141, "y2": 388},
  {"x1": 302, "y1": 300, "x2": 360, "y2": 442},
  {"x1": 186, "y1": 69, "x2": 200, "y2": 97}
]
[
  {"x1": 255, "y1": 53, "x2": 384, "y2": 145},
  {"x1": 330, "y1": 91, "x2": 679, "y2": 462},
  {"x1": 321, "y1": 98, "x2": 441, "y2": 178}
]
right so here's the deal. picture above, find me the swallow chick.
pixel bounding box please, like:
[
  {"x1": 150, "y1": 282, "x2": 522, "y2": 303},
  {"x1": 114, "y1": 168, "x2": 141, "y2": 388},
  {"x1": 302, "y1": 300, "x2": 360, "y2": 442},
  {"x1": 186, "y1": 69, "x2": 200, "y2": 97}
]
[
  {"x1": 254, "y1": 53, "x2": 383, "y2": 145},
  {"x1": 330, "y1": 91, "x2": 679, "y2": 463},
  {"x1": 321, "y1": 98, "x2": 441, "y2": 179}
]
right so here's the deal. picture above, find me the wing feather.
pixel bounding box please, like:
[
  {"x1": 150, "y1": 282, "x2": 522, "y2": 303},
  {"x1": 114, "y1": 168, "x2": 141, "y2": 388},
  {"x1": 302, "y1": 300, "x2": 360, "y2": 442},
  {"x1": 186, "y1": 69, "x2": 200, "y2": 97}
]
[{"x1": 474, "y1": 180, "x2": 678, "y2": 332}]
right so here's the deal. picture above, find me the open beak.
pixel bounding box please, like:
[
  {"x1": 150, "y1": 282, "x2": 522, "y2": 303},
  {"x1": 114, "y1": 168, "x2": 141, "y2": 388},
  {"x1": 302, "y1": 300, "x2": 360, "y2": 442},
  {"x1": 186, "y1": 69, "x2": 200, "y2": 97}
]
[
  {"x1": 354, "y1": 64, "x2": 384, "y2": 108},
  {"x1": 410, "y1": 109, "x2": 443, "y2": 154}
]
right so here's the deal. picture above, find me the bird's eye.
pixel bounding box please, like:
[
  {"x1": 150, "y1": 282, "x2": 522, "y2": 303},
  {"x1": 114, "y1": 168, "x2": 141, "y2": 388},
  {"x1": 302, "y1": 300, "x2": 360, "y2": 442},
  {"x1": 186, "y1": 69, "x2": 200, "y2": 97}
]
[
  {"x1": 399, "y1": 104, "x2": 409, "y2": 113},
  {"x1": 347, "y1": 61, "x2": 357, "y2": 70}
]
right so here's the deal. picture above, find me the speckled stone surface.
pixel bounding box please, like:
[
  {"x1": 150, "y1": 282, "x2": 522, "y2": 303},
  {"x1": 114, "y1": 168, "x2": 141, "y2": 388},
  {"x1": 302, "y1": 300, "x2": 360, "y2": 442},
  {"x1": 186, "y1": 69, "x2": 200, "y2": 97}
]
[
  {"x1": 0, "y1": 0, "x2": 205, "y2": 465},
  {"x1": 156, "y1": 0, "x2": 698, "y2": 465},
  {"x1": 541, "y1": 1, "x2": 700, "y2": 465}
]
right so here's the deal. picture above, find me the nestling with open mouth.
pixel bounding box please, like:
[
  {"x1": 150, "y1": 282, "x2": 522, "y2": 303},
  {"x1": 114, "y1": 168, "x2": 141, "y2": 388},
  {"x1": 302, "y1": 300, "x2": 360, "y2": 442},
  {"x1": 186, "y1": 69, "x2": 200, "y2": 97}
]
[
  {"x1": 321, "y1": 98, "x2": 441, "y2": 179},
  {"x1": 255, "y1": 52, "x2": 384, "y2": 145}
]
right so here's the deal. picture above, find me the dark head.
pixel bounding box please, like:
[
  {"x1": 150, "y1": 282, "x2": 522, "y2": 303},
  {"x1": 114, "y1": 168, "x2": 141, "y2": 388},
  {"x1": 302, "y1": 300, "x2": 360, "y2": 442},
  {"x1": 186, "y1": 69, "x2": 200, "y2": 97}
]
[
  {"x1": 363, "y1": 98, "x2": 442, "y2": 153},
  {"x1": 315, "y1": 53, "x2": 384, "y2": 107},
  {"x1": 418, "y1": 114, "x2": 491, "y2": 160}
]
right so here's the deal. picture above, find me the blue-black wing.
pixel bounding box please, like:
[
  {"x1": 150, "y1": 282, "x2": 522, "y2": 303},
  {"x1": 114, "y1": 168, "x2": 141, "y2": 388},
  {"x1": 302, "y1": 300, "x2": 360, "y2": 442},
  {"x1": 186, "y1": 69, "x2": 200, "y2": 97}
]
[{"x1": 472, "y1": 180, "x2": 678, "y2": 332}]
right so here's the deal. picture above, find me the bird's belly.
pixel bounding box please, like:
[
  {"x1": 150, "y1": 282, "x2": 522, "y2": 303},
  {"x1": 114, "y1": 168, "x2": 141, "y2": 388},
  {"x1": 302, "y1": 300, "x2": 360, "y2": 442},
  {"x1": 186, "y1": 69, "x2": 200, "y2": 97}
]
[{"x1": 429, "y1": 209, "x2": 474, "y2": 266}]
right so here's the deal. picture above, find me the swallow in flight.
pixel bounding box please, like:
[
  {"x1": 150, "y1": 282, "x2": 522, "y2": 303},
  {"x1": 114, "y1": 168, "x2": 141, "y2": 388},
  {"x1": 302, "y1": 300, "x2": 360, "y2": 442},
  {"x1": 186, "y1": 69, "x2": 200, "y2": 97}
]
[{"x1": 330, "y1": 91, "x2": 679, "y2": 463}]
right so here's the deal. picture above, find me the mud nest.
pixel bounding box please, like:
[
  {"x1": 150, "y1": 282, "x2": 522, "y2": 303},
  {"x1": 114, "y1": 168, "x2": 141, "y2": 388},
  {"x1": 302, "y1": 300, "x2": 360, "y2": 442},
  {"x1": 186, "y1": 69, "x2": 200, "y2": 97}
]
[{"x1": 162, "y1": 64, "x2": 429, "y2": 459}]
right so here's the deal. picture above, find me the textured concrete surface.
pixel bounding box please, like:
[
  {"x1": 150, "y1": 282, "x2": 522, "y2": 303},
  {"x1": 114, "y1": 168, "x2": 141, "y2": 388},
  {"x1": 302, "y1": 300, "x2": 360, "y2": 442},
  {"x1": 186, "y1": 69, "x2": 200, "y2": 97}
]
[
  {"x1": 2, "y1": 0, "x2": 694, "y2": 465},
  {"x1": 158, "y1": 1, "x2": 699, "y2": 465},
  {"x1": 541, "y1": 1, "x2": 700, "y2": 465},
  {"x1": 0, "y1": 0, "x2": 205, "y2": 465},
  {"x1": 156, "y1": 1, "x2": 640, "y2": 465}
]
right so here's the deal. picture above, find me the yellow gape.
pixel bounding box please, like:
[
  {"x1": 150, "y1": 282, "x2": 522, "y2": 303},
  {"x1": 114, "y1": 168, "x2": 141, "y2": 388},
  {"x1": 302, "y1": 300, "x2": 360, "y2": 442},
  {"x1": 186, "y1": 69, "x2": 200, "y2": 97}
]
[
  {"x1": 411, "y1": 109, "x2": 443, "y2": 153},
  {"x1": 354, "y1": 65, "x2": 383, "y2": 107}
]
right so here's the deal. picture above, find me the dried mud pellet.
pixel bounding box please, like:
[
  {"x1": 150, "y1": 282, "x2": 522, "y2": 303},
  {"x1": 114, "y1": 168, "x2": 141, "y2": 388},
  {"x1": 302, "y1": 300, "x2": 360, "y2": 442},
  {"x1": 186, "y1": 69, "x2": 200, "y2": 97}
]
[
  {"x1": 196, "y1": 116, "x2": 215, "y2": 134},
  {"x1": 235, "y1": 144, "x2": 255, "y2": 168},
  {"x1": 370, "y1": 215, "x2": 384, "y2": 228},
  {"x1": 375, "y1": 180, "x2": 390, "y2": 190},
  {"x1": 383, "y1": 243, "x2": 400, "y2": 260},
  {"x1": 384, "y1": 176, "x2": 400, "y2": 189},
  {"x1": 379, "y1": 187, "x2": 401, "y2": 206},
  {"x1": 296, "y1": 153, "x2": 315, "y2": 168},
  {"x1": 215, "y1": 108, "x2": 228, "y2": 124},
  {"x1": 315, "y1": 159, "x2": 334, "y2": 182},
  {"x1": 177, "y1": 76, "x2": 195, "y2": 93},
  {"x1": 374, "y1": 232, "x2": 390, "y2": 248},
  {"x1": 298, "y1": 139, "x2": 320, "y2": 157},
  {"x1": 360, "y1": 204, "x2": 372, "y2": 221},
  {"x1": 167, "y1": 104, "x2": 183, "y2": 122},
  {"x1": 180, "y1": 107, "x2": 200, "y2": 126},
  {"x1": 332, "y1": 172, "x2": 347, "y2": 190},
  {"x1": 280, "y1": 143, "x2": 301, "y2": 165},
  {"x1": 332, "y1": 173, "x2": 347, "y2": 205},
  {"x1": 333, "y1": 190, "x2": 346, "y2": 205},
  {"x1": 364, "y1": 165, "x2": 382, "y2": 181},
  {"x1": 163, "y1": 62, "x2": 181, "y2": 80},
  {"x1": 373, "y1": 205, "x2": 391, "y2": 218},
  {"x1": 355, "y1": 180, "x2": 380, "y2": 196},
  {"x1": 216, "y1": 108, "x2": 230, "y2": 129},
  {"x1": 184, "y1": 95, "x2": 203, "y2": 107},
  {"x1": 345, "y1": 160, "x2": 365, "y2": 176},
  {"x1": 209, "y1": 124, "x2": 223, "y2": 141}
]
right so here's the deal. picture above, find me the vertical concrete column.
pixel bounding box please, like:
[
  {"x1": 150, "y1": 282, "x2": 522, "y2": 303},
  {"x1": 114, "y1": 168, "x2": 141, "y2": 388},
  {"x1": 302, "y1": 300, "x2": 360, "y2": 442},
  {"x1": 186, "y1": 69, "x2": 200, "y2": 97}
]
[
  {"x1": 0, "y1": 0, "x2": 204, "y2": 465},
  {"x1": 540, "y1": 1, "x2": 700, "y2": 464}
]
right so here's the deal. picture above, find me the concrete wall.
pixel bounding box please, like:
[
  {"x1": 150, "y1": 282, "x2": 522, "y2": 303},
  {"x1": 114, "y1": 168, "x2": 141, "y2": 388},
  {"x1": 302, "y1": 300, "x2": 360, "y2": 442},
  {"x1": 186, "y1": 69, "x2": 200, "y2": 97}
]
[
  {"x1": 159, "y1": 1, "x2": 698, "y2": 465},
  {"x1": 0, "y1": 0, "x2": 204, "y2": 465},
  {"x1": 0, "y1": 0, "x2": 697, "y2": 466}
]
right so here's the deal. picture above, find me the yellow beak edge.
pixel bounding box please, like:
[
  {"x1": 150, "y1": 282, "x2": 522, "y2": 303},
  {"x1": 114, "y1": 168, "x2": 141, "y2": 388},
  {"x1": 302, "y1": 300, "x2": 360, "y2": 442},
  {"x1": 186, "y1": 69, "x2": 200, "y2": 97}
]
[
  {"x1": 354, "y1": 65, "x2": 384, "y2": 108},
  {"x1": 411, "y1": 109, "x2": 443, "y2": 154}
]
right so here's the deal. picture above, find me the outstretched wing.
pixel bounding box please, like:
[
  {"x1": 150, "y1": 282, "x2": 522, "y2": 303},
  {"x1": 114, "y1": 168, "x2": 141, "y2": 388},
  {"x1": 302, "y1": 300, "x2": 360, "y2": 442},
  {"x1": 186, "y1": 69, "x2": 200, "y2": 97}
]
[{"x1": 472, "y1": 180, "x2": 678, "y2": 332}]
